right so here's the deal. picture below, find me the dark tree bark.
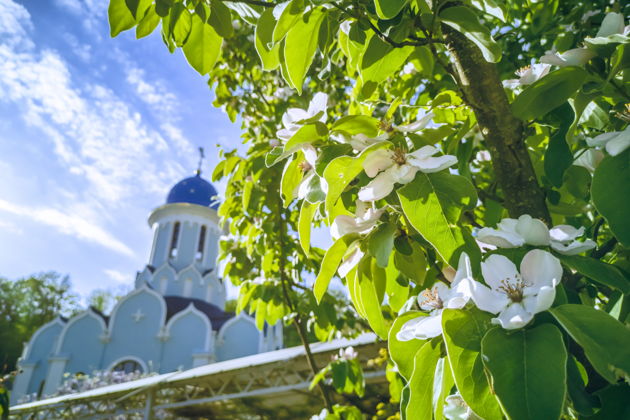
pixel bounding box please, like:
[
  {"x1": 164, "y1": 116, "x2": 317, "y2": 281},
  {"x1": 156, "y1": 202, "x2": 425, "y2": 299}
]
[{"x1": 442, "y1": 26, "x2": 551, "y2": 224}]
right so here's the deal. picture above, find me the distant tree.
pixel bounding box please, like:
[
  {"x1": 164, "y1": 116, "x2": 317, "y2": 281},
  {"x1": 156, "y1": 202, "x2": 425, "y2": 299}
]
[
  {"x1": 0, "y1": 272, "x2": 79, "y2": 375},
  {"x1": 86, "y1": 285, "x2": 130, "y2": 314}
]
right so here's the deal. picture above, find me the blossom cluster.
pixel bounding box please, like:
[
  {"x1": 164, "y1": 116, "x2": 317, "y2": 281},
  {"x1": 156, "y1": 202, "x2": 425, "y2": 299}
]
[{"x1": 397, "y1": 213, "x2": 595, "y2": 338}]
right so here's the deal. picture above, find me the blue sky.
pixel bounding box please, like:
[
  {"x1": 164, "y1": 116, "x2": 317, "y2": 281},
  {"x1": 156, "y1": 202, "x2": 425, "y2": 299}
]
[{"x1": 0, "y1": 0, "x2": 243, "y2": 298}]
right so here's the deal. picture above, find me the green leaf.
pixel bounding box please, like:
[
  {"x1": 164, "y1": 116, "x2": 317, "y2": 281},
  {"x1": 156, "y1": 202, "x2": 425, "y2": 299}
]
[
  {"x1": 358, "y1": 259, "x2": 389, "y2": 338},
  {"x1": 360, "y1": 36, "x2": 414, "y2": 84},
  {"x1": 314, "y1": 236, "x2": 352, "y2": 303},
  {"x1": 323, "y1": 142, "x2": 391, "y2": 222},
  {"x1": 136, "y1": 5, "x2": 161, "y2": 39},
  {"x1": 280, "y1": 156, "x2": 303, "y2": 206},
  {"x1": 109, "y1": 0, "x2": 136, "y2": 37},
  {"x1": 544, "y1": 103, "x2": 574, "y2": 187},
  {"x1": 550, "y1": 304, "x2": 630, "y2": 383},
  {"x1": 374, "y1": 0, "x2": 409, "y2": 19},
  {"x1": 367, "y1": 223, "x2": 396, "y2": 268},
  {"x1": 272, "y1": 0, "x2": 305, "y2": 43},
  {"x1": 331, "y1": 115, "x2": 381, "y2": 137},
  {"x1": 567, "y1": 355, "x2": 600, "y2": 416},
  {"x1": 558, "y1": 255, "x2": 630, "y2": 295},
  {"x1": 208, "y1": 0, "x2": 234, "y2": 38},
  {"x1": 255, "y1": 8, "x2": 280, "y2": 71},
  {"x1": 385, "y1": 252, "x2": 410, "y2": 312},
  {"x1": 592, "y1": 149, "x2": 630, "y2": 247},
  {"x1": 439, "y1": 6, "x2": 501, "y2": 62},
  {"x1": 481, "y1": 324, "x2": 567, "y2": 420},
  {"x1": 284, "y1": 122, "x2": 328, "y2": 152},
  {"x1": 433, "y1": 357, "x2": 455, "y2": 420},
  {"x1": 283, "y1": 7, "x2": 326, "y2": 94},
  {"x1": 182, "y1": 15, "x2": 223, "y2": 75},
  {"x1": 442, "y1": 308, "x2": 503, "y2": 420},
  {"x1": 125, "y1": 0, "x2": 151, "y2": 19},
  {"x1": 405, "y1": 341, "x2": 442, "y2": 420},
  {"x1": 394, "y1": 240, "x2": 427, "y2": 286},
  {"x1": 298, "y1": 200, "x2": 317, "y2": 257},
  {"x1": 388, "y1": 311, "x2": 427, "y2": 380},
  {"x1": 511, "y1": 67, "x2": 588, "y2": 121},
  {"x1": 397, "y1": 172, "x2": 479, "y2": 267},
  {"x1": 169, "y1": 3, "x2": 192, "y2": 46}
]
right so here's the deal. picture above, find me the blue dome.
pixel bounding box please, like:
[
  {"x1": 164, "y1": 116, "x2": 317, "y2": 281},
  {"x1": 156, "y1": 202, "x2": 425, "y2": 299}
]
[{"x1": 166, "y1": 173, "x2": 219, "y2": 209}]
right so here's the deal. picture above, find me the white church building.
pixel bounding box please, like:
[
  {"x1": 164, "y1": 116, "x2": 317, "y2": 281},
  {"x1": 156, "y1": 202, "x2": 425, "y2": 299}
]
[{"x1": 11, "y1": 170, "x2": 282, "y2": 404}]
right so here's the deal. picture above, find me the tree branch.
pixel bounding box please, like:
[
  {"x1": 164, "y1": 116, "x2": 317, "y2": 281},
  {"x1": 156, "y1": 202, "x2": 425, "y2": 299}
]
[
  {"x1": 277, "y1": 207, "x2": 334, "y2": 412},
  {"x1": 441, "y1": 25, "x2": 551, "y2": 223},
  {"x1": 224, "y1": 0, "x2": 278, "y2": 7}
]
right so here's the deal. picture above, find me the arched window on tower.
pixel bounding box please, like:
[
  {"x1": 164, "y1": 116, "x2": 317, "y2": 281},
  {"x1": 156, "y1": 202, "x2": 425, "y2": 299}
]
[
  {"x1": 169, "y1": 221, "x2": 180, "y2": 258},
  {"x1": 196, "y1": 225, "x2": 207, "y2": 261}
]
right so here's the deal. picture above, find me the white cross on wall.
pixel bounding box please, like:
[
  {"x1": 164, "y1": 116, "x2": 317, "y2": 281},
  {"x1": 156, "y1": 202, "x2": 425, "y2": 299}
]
[{"x1": 132, "y1": 309, "x2": 145, "y2": 323}]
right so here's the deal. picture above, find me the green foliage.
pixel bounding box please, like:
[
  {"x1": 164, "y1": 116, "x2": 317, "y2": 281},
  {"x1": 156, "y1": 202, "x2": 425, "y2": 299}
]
[
  {"x1": 108, "y1": 0, "x2": 630, "y2": 417},
  {"x1": 592, "y1": 149, "x2": 630, "y2": 246},
  {"x1": 481, "y1": 324, "x2": 567, "y2": 420},
  {"x1": 398, "y1": 172, "x2": 479, "y2": 267},
  {"x1": 0, "y1": 273, "x2": 79, "y2": 374},
  {"x1": 442, "y1": 308, "x2": 503, "y2": 420}
]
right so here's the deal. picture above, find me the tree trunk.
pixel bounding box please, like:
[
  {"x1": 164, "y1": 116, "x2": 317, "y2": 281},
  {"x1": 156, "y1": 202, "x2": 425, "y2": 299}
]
[{"x1": 443, "y1": 26, "x2": 551, "y2": 224}]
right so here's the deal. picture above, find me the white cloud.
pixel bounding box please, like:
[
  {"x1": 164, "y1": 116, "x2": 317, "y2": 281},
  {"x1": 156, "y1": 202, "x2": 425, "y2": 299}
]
[
  {"x1": 126, "y1": 67, "x2": 179, "y2": 116},
  {"x1": 0, "y1": 199, "x2": 135, "y2": 257},
  {"x1": 0, "y1": 0, "x2": 200, "y2": 257},
  {"x1": 104, "y1": 268, "x2": 130, "y2": 284},
  {"x1": 0, "y1": 219, "x2": 23, "y2": 235}
]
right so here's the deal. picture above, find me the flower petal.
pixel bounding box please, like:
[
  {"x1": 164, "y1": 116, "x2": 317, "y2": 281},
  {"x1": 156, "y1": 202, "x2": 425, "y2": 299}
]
[
  {"x1": 549, "y1": 225, "x2": 583, "y2": 242},
  {"x1": 481, "y1": 254, "x2": 519, "y2": 291},
  {"x1": 520, "y1": 249, "x2": 562, "y2": 289},
  {"x1": 338, "y1": 247, "x2": 364, "y2": 278},
  {"x1": 390, "y1": 163, "x2": 418, "y2": 184},
  {"x1": 605, "y1": 127, "x2": 630, "y2": 156},
  {"x1": 597, "y1": 12, "x2": 625, "y2": 37},
  {"x1": 409, "y1": 154, "x2": 458, "y2": 173},
  {"x1": 587, "y1": 131, "x2": 618, "y2": 148},
  {"x1": 561, "y1": 48, "x2": 596, "y2": 66},
  {"x1": 407, "y1": 145, "x2": 438, "y2": 160},
  {"x1": 452, "y1": 252, "x2": 473, "y2": 287},
  {"x1": 397, "y1": 112, "x2": 435, "y2": 133},
  {"x1": 330, "y1": 215, "x2": 358, "y2": 240},
  {"x1": 283, "y1": 108, "x2": 309, "y2": 127},
  {"x1": 550, "y1": 239, "x2": 597, "y2": 255},
  {"x1": 574, "y1": 149, "x2": 604, "y2": 173},
  {"x1": 398, "y1": 312, "x2": 444, "y2": 340},
  {"x1": 301, "y1": 144, "x2": 318, "y2": 166},
  {"x1": 362, "y1": 148, "x2": 394, "y2": 178},
  {"x1": 523, "y1": 286, "x2": 556, "y2": 315},
  {"x1": 515, "y1": 214, "x2": 550, "y2": 246},
  {"x1": 358, "y1": 171, "x2": 396, "y2": 201},
  {"x1": 307, "y1": 92, "x2": 328, "y2": 119},
  {"x1": 468, "y1": 279, "x2": 510, "y2": 314},
  {"x1": 492, "y1": 303, "x2": 533, "y2": 329}
]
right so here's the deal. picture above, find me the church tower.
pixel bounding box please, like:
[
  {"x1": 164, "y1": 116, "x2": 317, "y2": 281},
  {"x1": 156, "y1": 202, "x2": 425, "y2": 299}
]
[{"x1": 135, "y1": 169, "x2": 226, "y2": 308}]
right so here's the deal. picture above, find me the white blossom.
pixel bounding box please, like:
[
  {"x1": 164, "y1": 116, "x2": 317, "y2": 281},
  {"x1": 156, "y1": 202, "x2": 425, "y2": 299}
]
[
  {"x1": 540, "y1": 48, "x2": 596, "y2": 67},
  {"x1": 332, "y1": 346, "x2": 358, "y2": 361},
  {"x1": 467, "y1": 250, "x2": 562, "y2": 329},
  {"x1": 595, "y1": 12, "x2": 626, "y2": 38},
  {"x1": 397, "y1": 253, "x2": 473, "y2": 341},
  {"x1": 395, "y1": 111, "x2": 437, "y2": 133},
  {"x1": 276, "y1": 92, "x2": 328, "y2": 142},
  {"x1": 330, "y1": 201, "x2": 384, "y2": 239},
  {"x1": 332, "y1": 132, "x2": 389, "y2": 151},
  {"x1": 549, "y1": 225, "x2": 597, "y2": 255},
  {"x1": 573, "y1": 148, "x2": 604, "y2": 173},
  {"x1": 586, "y1": 126, "x2": 630, "y2": 157},
  {"x1": 358, "y1": 145, "x2": 457, "y2": 201},
  {"x1": 477, "y1": 215, "x2": 596, "y2": 256},
  {"x1": 295, "y1": 144, "x2": 327, "y2": 200},
  {"x1": 503, "y1": 63, "x2": 551, "y2": 88}
]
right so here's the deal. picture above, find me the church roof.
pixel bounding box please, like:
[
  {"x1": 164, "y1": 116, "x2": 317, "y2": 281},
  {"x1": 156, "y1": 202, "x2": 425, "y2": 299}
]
[
  {"x1": 166, "y1": 173, "x2": 219, "y2": 209},
  {"x1": 164, "y1": 296, "x2": 233, "y2": 331}
]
